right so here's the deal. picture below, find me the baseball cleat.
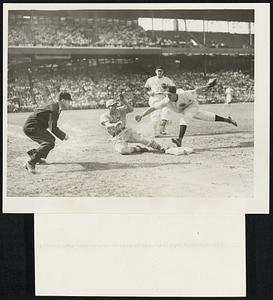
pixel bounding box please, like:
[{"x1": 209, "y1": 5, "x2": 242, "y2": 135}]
[
  {"x1": 171, "y1": 138, "x2": 182, "y2": 147},
  {"x1": 24, "y1": 162, "x2": 36, "y2": 174},
  {"x1": 228, "y1": 116, "x2": 238, "y2": 127},
  {"x1": 207, "y1": 78, "x2": 217, "y2": 88},
  {"x1": 160, "y1": 130, "x2": 167, "y2": 135}
]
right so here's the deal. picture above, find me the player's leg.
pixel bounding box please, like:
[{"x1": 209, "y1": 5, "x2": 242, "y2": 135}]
[
  {"x1": 171, "y1": 116, "x2": 187, "y2": 147},
  {"x1": 126, "y1": 128, "x2": 165, "y2": 152},
  {"x1": 193, "y1": 110, "x2": 237, "y2": 126},
  {"x1": 159, "y1": 107, "x2": 170, "y2": 135},
  {"x1": 114, "y1": 143, "x2": 136, "y2": 155},
  {"x1": 150, "y1": 110, "x2": 161, "y2": 137},
  {"x1": 24, "y1": 128, "x2": 56, "y2": 173},
  {"x1": 171, "y1": 104, "x2": 198, "y2": 147},
  {"x1": 115, "y1": 143, "x2": 147, "y2": 155},
  {"x1": 113, "y1": 137, "x2": 145, "y2": 155},
  {"x1": 160, "y1": 119, "x2": 168, "y2": 135},
  {"x1": 226, "y1": 95, "x2": 232, "y2": 104}
]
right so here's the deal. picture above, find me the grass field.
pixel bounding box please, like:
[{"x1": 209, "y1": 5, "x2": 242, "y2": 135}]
[{"x1": 6, "y1": 103, "x2": 254, "y2": 198}]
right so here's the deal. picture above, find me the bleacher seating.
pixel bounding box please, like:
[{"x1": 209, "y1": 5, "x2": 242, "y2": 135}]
[
  {"x1": 7, "y1": 65, "x2": 254, "y2": 112},
  {"x1": 8, "y1": 16, "x2": 253, "y2": 49}
]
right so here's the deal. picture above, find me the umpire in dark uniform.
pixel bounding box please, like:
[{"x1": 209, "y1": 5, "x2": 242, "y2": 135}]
[{"x1": 23, "y1": 92, "x2": 72, "y2": 174}]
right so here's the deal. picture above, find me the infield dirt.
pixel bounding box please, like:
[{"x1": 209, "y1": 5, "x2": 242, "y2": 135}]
[{"x1": 6, "y1": 103, "x2": 254, "y2": 198}]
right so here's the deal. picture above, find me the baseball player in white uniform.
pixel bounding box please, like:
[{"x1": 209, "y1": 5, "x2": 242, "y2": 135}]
[
  {"x1": 225, "y1": 87, "x2": 233, "y2": 104},
  {"x1": 144, "y1": 66, "x2": 175, "y2": 137},
  {"x1": 136, "y1": 78, "x2": 238, "y2": 147},
  {"x1": 100, "y1": 94, "x2": 166, "y2": 154}
]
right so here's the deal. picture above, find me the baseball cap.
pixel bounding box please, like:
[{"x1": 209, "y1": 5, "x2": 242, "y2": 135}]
[
  {"x1": 166, "y1": 86, "x2": 177, "y2": 94},
  {"x1": 59, "y1": 92, "x2": 72, "y2": 101},
  {"x1": 106, "y1": 99, "x2": 118, "y2": 108},
  {"x1": 155, "y1": 65, "x2": 164, "y2": 71}
]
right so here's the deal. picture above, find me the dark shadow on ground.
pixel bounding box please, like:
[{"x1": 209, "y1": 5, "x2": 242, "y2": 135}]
[
  {"x1": 187, "y1": 130, "x2": 253, "y2": 137},
  {"x1": 195, "y1": 141, "x2": 254, "y2": 152},
  {"x1": 52, "y1": 161, "x2": 192, "y2": 173},
  {"x1": 155, "y1": 131, "x2": 252, "y2": 139}
]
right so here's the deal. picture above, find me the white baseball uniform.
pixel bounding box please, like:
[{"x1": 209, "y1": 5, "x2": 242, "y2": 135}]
[
  {"x1": 225, "y1": 87, "x2": 233, "y2": 104},
  {"x1": 100, "y1": 106, "x2": 163, "y2": 154},
  {"x1": 153, "y1": 88, "x2": 215, "y2": 125},
  {"x1": 144, "y1": 75, "x2": 175, "y2": 134}
]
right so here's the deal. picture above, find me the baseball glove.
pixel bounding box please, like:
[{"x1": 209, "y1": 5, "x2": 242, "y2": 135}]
[
  {"x1": 107, "y1": 121, "x2": 123, "y2": 137},
  {"x1": 207, "y1": 78, "x2": 217, "y2": 88}
]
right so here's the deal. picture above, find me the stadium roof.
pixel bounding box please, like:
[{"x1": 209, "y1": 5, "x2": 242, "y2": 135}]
[{"x1": 9, "y1": 10, "x2": 254, "y2": 22}]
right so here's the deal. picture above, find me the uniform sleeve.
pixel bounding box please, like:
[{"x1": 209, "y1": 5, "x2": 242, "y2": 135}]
[
  {"x1": 153, "y1": 97, "x2": 170, "y2": 109},
  {"x1": 144, "y1": 79, "x2": 151, "y2": 89},
  {"x1": 48, "y1": 111, "x2": 66, "y2": 140},
  {"x1": 177, "y1": 90, "x2": 197, "y2": 107}
]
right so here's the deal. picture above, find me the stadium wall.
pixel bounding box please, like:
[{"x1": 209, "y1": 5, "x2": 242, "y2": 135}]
[{"x1": 9, "y1": 46, "x2": 253, "y2": 57}]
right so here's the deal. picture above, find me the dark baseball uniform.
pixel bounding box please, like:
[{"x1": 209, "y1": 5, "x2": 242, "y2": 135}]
[{"x1": 23, "y1": 102, "x2": 66, "y2": 165}]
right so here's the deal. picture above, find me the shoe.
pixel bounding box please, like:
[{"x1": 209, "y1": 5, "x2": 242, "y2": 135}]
[
  {"x1": 228, "y1": 116, "x2": 238, "y2": 127},
  {"x1": 37, "y1": 158, "x2": 47, "y2": 164},
  {"x1": 160, "y1": 130, "x2": 167, "y2": 136},
  {"x1": 171, "y1": 138, "x2": 182, "y2": 147},
  {"x1": 207, "y1": 78, "x2": 217, "y2": 88},
  {"x1": 24, "y1": 162, "x2": 36, "y2": 174},
  {"x1": 162, "y1": 146, "x2": 171, "y2": 153}
]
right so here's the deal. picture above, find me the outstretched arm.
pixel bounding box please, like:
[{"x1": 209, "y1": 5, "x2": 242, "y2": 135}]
[
  {"x1": 195, "y1": 85, "x2": 210, "y2": 94},
  {"x1": 135, "y1": 106, "x2": 156, "y2": 122}
]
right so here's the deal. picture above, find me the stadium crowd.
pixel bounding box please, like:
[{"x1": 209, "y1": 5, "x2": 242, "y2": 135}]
[
  {"x1": 8, "y1": 17, "x2": 252, "y2": 48},
  {"x1": 8, "y1": 65, "x2": 254, "y2": 112},
  {"x1": 8, "y1": 20, "x2": 154, "y2": 47}
]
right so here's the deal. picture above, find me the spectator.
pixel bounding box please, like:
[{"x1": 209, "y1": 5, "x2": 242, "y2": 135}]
[{"x1": 8, "y1": 65, "x2": 254, "y2": 112}]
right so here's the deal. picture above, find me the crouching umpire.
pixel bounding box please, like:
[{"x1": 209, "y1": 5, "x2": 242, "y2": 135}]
[{"x1": 23, "y1": 92, "x2": 72, "y2": 174}]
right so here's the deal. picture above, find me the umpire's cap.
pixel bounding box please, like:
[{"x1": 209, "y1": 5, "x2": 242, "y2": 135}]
[
  {"x1": 166, "y1": 86, "x2": 177, "y2": 94},
  {"x1": 59, "y1": 92, "x2": 72, "y2": 101}
]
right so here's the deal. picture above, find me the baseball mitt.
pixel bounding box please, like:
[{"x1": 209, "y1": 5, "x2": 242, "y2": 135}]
[
  {"x1": 207, "y1": 78, "x2": 217, "y2": 88},
  {"x1": 107, "y1": 121, "x2": 123, "y2": 137}
]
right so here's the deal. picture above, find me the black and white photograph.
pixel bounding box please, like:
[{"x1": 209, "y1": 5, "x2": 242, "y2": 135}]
[
  {"x1": 1, "y1": 3, "x2": 271, "y2": 299},
  {"x1": 3, "y1": 3, "x2": 269, "y2": 213}
]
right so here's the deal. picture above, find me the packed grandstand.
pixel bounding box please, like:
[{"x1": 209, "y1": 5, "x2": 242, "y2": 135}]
[
  {"x1": 8, "y1": 13, "x2": 253, "y2": 49},
  {"x1": 8, "y1": 64, "x2": 254, "y2": 112},
  {"x1": 7, "y1": 11, "x2": 254, "y2": 112}
]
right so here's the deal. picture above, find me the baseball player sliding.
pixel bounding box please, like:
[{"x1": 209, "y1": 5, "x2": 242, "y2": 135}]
[
  {"x1": 144, "y1": 66, "x2": 175, "y2": 137},
  {"x1": 100, "y1": 94, "x2": 166, "y2": 154},
  {"x1": 136, "y1": 78, "x2": 238, "y2": 147}
]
